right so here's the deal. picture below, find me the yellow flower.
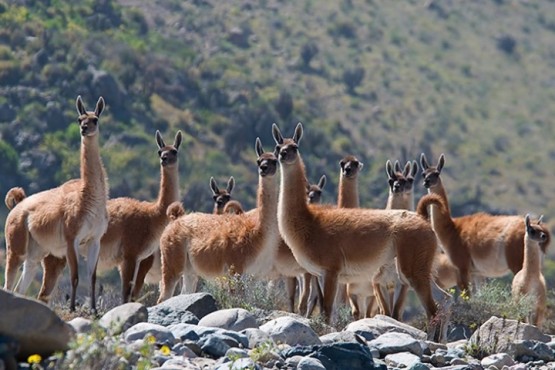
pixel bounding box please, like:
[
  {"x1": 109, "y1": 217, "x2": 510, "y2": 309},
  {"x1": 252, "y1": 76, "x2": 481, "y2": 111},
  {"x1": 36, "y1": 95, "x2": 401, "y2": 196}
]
[
  {"x1": 146, "y1": 334, "x2": 156, "y2": 344},
  {"x1": 160, "y1": 345, "x2": 171, "y2": 356},
  {"x1": 28, "y1": 354, "x2": 42, "y2": 364}
]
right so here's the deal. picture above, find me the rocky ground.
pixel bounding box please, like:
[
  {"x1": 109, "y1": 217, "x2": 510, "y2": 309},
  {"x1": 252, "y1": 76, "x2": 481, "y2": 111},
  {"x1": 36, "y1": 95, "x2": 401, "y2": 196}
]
[{"x1": 1, "y1": 290, "x2": 554, "y2": 370}]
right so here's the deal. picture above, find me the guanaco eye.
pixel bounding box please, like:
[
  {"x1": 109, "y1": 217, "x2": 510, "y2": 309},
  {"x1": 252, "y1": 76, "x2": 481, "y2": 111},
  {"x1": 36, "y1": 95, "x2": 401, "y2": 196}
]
[{"x1": 170, "y1": 149, "x2": 177, "y2": 155}]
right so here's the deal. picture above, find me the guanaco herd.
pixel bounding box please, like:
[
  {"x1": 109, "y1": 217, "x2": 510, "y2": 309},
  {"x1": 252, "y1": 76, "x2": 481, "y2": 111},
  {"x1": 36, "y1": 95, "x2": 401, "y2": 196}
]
[{"x1": 2, "y1": 97, "x2": 551, "y2": 342}]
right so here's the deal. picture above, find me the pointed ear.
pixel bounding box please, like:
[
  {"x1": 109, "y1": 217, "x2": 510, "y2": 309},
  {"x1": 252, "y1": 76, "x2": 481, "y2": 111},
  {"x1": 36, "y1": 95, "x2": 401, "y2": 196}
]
[
  {"x1": 437, "y1": 154, "x2": 445, "y2": 173},
  {"x1": 255, "y1": 137, "x2": 264, "y2": 157},
  {"x1": 272, "y1": 123, "x2": 283, "y2": 145},
  {"x1": 318, "y1": 174, "x2": 327, "y2": 190},
  {"x1": 411, "y1": 160, "x2": 419, "y2": 177},
  {"x1": 525, "y1": 214, "x2": 531, "y2": 229},
  {"x1": 210, "y1": 177, "x2": 219, "y2": 195},
  {"x1": 173, "y1": 131, "x2": 183, "y2": 150},
  {"x1": 95, "y1": 96, "x2": 105, "y2": 117},
  {"x1": 403, "y1": 161, "x2": 411, "y2": 177},
  {"x1": 293, "y1": 122, "x2": 303, "y2": 144},
  {"x1": 394, "y1": 160, "x2": 402, "y2": 173},
  {"x1": 155, "y1": 130, "x2": 166, "y2": 149},
  {"x1": 420, "y1": 153, "x2": 429, "y2": 170},
  {"x1": 227, "y1": 176, "x2": 235, "y2": 193},
  {"x1": 76, "y1": 95, "x2": 86, "y2": 116},
  {"x1": 358, "y1": 161, "x2": 364, "y2": 171},
  {"x1": 385, "y1": 160, "x2": 394, "y2": 179}
]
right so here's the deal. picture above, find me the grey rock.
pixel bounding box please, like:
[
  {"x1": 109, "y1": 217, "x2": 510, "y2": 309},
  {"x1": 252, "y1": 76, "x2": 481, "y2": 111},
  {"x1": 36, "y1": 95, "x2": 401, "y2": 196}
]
[
  {"x1": 297, "y1": 356, "x2": 326, "y2": 370},
  {"x1": 447, "y1": 323, "x2": 473, "y2": 342},
  {"x1": 0, "y1": 289, "x2": 74, "y2": 360},
  {"x1": 469, "y1": 316, "x2": 550, "y2": 356},
  {"x1": 171, "y1": 343, "x2": 197, "y2": 358},
  {"x1": 408, "y1": 363, "x2": 431, "y2": 370},
  {"x1": 215, "y1": 357, "x2": 260, "y2": 370},
  {"x1": 99, "y1": 302, "x2": 148, "y2": 335},
  {"x1": 320, "y1": 331, "x2": 365, "y2": 344},
  {"x1": 505, "y1": 364, "x2": 527, "y2": 370},
  {"x1": 259, "y1": 316, "x2": 321, "y2": 346},
  {"x1": 149, "y1": 293, "x2": 217, "y2": 326},
  {"x1": 67, "y1": 317, "x2": 93, "y2": 334},
  {"x1": 285, "y1": 355, "x2": 304, "y2": 368},
  {"x1": 200, "y1": 335, "x2": 231, "y2": 358},
  {"x1": 481, "y1": 352, "x2": 515, "y2": 369},
  {"x1": 430, "y1": 352, "x2": 447, "y2": 366},
  {"x1": 225, "y1": 347, "x2": 249, "y2": 359},
  {"x1": 198, "y1": 308, "x2": 258, "y2": 331},
  {"x1": 368, "y1": 332, "x2": 423, "y2": 357},
  {"x1": 240, "y1": 328, "x2": 271, "y2": 349},
  {"x1": 124, "y1": 322, "x2": 175, "y2": 345},
  {"x1": 511, "y1": 340, "x2": 555, "y2": 362},
  {"x1": 345, "y1": 315, "x2": 427, "y2": 341},
  {"x1": 384, "y1": 351, "x2": 421, "y2": 368}
]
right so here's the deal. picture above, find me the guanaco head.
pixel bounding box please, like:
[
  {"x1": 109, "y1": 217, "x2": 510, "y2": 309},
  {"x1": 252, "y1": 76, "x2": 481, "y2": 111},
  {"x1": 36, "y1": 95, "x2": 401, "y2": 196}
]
[
  {"x1": 420, "y1": 153, "x2": 445, "y2": 190},
  {"x1": 272, "y1": 122, "x2": 303, "y2": 166},
  {"x1": 156, "y1": 130, "x2": 182, "y2": 168},
  {"x1": 386, "y1": 159, "x2": 418, "y2": 194},
  {"x1": 306, "y1": 174, "x2": 326, "y2": 204},
  {"x1": 76, "y1": 96, "x2": 105, "y2": 137},
  {"x1": 525, "y1": 214, "x2": 549, "y2": 244},
  {"x1": 210, "y1": 176, "x2": 235, "y2": 214},
  {"x1": 256, "y1": 137, "x2": 278, "y2": 177},
  {"x1": 339, "y1": 155, "x2": 363, "y2": 180},
  {"x1": 166, "y1": 201, "x2": 185, "y2": 221}
]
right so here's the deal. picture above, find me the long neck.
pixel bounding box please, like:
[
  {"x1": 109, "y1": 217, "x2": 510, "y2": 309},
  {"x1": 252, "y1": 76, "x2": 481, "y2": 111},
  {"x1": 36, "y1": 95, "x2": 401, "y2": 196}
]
[
  {"x1": 157, "y1": 165, "x2": 180, "y2": 212},
  {"x1": 278, "y1": 157, "x2": 312, "y2": 233},
  {"x1": 386, "y1": 190, "x2": 413, "y2": 211},
  {"x1": 428, "y1": 179, "x2": 451, "y2": 229},
  {"x1": 257, "y1": 173, "x2": 279, "y2": 230},
  {"x1": 80, "y1": 134, "x2": 107, "y2": 202},
  {"x1": 338, "y1": 175, "x2": 359, "y2": 208},
  {"x1": 522, "y1": 235, "x2": 543, "y2": 277}
]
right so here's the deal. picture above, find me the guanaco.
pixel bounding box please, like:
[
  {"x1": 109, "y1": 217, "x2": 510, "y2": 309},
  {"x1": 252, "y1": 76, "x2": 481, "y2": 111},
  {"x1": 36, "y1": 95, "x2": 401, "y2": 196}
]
[{"x1": 210, "y1": 176, "x2": 236, "y2": 214}]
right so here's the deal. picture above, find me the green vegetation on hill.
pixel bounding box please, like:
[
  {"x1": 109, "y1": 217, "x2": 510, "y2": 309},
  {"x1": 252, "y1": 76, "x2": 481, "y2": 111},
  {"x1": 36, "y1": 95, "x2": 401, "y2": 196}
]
[{"x1": 1, "y1": 1, "x2": 555, "y2": 262}]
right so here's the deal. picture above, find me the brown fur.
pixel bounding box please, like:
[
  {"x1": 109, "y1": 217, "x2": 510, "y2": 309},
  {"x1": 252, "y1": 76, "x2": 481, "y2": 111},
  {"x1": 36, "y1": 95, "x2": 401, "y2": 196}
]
[
  {"x1": 210, "y1": 176, "x2": 235, "y2": 214},
  {"x1": 157, "y1": 138, "x2": 280, "y2": 302},
  {"x1": 223, "y1": 200, "x2": 244, "y2": 214},
  {"x1": 5, "y1": 187, "x2": 26, "y2": 210},
  {"x1": 420, "y1": 154, "x2": 551, "y2": 293},
  {"x1": 4, "y1": 96, "x2": 108, "y2": 312},
  {"x1": 274, "y1": 123, "x2": 449, "y2": 340},
  {"x1": 512, "y1": 214, "x2": 548, "y2": 328}
]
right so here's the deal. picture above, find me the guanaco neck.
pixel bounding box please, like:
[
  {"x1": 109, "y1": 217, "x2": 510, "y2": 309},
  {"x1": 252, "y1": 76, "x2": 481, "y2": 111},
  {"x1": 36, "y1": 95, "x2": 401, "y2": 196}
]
[
  {"x1": 427, "y1": 178, "x2": 451, "y2": 231},
  {"x1": 522, "y1": 235, "x2": 543, "y2": 278},
  {"x1": 156, "y1": 165, "x2": 180, "y2": 214},
  {"x1": 256, "y1": 172, "x2": 279, "y2": 233},
  {"x1": 80, "y1": 134, "x2": 108, "y2": 205},
  {"x1": 338, "y1": 175, "x2": 359, "y2": 208},
  {"x1": 278, "y1": 157, "x2": 312, "y2": 240},
  {"x1": 386, "y1": 190, "x2": 413, "y2": 211}
]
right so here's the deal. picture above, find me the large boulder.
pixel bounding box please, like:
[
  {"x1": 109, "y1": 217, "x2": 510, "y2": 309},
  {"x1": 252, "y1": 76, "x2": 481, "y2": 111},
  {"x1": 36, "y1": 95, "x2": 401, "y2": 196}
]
[
  {"x1": 0, "y1": 289, "x2": 75, "y2": 360},
  {"x1": 345, "y1": 315, "x2": 427, "y2": 341},
  {"x1": 148, "y1": 293, "x2": 217, "y2": 326},
  {"x1": 260, "y1": 316, "x2": 321, "y2": 346},
  {"x1": 99, "y1": 302, "x2": 148, "y2": 335},
  {"x1": 198, "y1": 308, "x2": 258, "y2": 331}
]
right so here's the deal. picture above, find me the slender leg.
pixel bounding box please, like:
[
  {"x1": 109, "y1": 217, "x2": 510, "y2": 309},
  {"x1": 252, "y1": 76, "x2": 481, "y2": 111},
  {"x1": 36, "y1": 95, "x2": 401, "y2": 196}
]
[
  {"x1": 322, "y1": 271, "x2": 339, "y2": 323},
  {"x1": 132, "y1": 254, "x2": 155, "y2": 300},
  {"x1": 120, "y1": 258, "x2": 137, "y2": 304},
  {"x1": 298, "y1": 273, "x2": 311, "y2": 314},
  {"x1": 348, "y1": 290, "x2": 361, "y2": 320},
  {"x1": 86, "y1": 239, "x2": 101, "y2": 314},
  {"x1": 4, "y1": 252, "x2": 23, "y2": 291},
  {"x1": 373, "y1": 280, "x2": 391, "y2": 316},
  {"x1": 392, "y1": 283, "x2": 409, "y2": 321},
  {"x1": 38, "y1": 254, "x2": 67, "y2": 303},
  {"x1": 67, "y1": 238, "x2": 80, "y2": 312},
  {"x1": 285, "y1": 277, "x2": 297, "y2": 313},
  {"x1": 15, "y1": 259, "x2": 40, "y2": 294}
]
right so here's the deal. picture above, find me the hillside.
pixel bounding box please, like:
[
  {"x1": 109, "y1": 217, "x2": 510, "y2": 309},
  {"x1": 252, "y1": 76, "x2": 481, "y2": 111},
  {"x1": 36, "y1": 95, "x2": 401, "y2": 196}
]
[{"x1": 0, "y1": 0, "x2": 554, "y2": 235}]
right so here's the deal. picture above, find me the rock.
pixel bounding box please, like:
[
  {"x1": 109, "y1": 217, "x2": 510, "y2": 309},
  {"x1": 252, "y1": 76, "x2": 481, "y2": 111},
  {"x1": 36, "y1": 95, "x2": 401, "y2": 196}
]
[
  {"x1": 148, "y1": 293, "x2": 217, "y2": 326},
  {"x1": 215, "y1": 357, "x2": 260, "y2": 369},
  {"x1": 0, "y1": 289, "x2": 74, "y2": 360},
  {"x1": 481, "y1": 352, "x2": 515, "y2": 368},
  {"x1": 99, "y1": 302, "x2": 148, "y2": 335},
  {"x1": 124, "y1": 323, "x2": 175, "y2": 345},
  {"x1": 240, "y1": 328, "x2": 271, "y2": 349},
  {"x1": 511, "y1": 340, "x2": 555, "y2": 362},
  {"x1": 297, "y1": 356, "x2": 327, "y2": 370},
  {"x1": 320, "y1": 331, "x2": 365, "y2": 344},
  {"x1": 469, "y1": 316, "x2": 550, "y2": 356},
  {"x1": 384, "y1": 352, "x2": 421, "y2": 368},
  {"x1": 447, "y1": 323, "x2": 472, "y2": 342},
  {"x1": 225, "y1": 347, "x2": 249, "y2": 359},
  {"x1": 408, "y1": 363, "x2": 431, "y2": 370},
  {"x1": 197, "y1": 308, "x2": 258, "y2": 331},
  {"x1": 345, "y1": 315, "x2": 427, "y2": 341},
  {"x1": 171, "y1": 343, "x2": 197, "y2": 358},
  {"x1": 200, "y1": 335, "x2": 231, "y2": 358},
  {"x1": 67, "y1": 317, "x2": 93, "y2": 334},
  {"x1": 368, "y1": 332, "x2": 423, "y2": 357},
  {"x1": 259, "y1": 316, "x2": 321, "y2": 346}
]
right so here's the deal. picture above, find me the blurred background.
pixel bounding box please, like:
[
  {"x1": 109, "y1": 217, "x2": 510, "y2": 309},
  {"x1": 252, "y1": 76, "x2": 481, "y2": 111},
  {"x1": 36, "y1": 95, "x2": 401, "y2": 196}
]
[{"x1": 0, "y1": 0, "x2": 554, "y2": 309}]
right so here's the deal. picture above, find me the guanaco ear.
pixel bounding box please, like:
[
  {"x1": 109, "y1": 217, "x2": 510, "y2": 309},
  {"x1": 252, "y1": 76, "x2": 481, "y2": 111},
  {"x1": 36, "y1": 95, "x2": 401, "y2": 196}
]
[
  {"x1": 525, "y1": 214, "x2": 531, "y2": 229},
  {"x1": 358, "y1": 161, "x2": 364, "y2": 171},
  {"x1": 155, "y1": 130, "x2": 166, "y2": 149},
  {"x1": 437, "y1": 154, "x2": 445, "y2": 173},
  {"x1": 272, "y1": 123, "x2": 284, "y2": 145},
  {"x1": 385, "y1": 160, "x2": 394, "y2": 179},
  {"x1": 318, "y1": 174, "x2": 327, "y2": 190},
  {"x1": 95, "y1": 96, "x2": 105, "y2": 117},
  {"x1": 210, "y1": 177, "x2": 219, "y2": 195},
  {"x1": 255, "y1": 137, "x2": 264, "y2": 157},
  {"x1": 173, "y1": 131, "x2": 183, "y2": 151},
  {"x1": 394, "y1": 160, "x2": 402, "y2": 173},
  {"x1": 420, "y1": 153, "x2": 429, "y2": 170},
  {"x1": 293, "y1": 122, "x2": 303, "y2": 144},
  {"x1": 76, "y1": 95, "x2": 87, "y2": 116},
  {"x1": 227, "y1": 176, "x2": 235, "y2": 194},
  {"x1": 401, "y1": 161, "x2": 411, "y2": 177},
  {"x1": 411, "y1": 160, "x2": 419, "y2": 178}
]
